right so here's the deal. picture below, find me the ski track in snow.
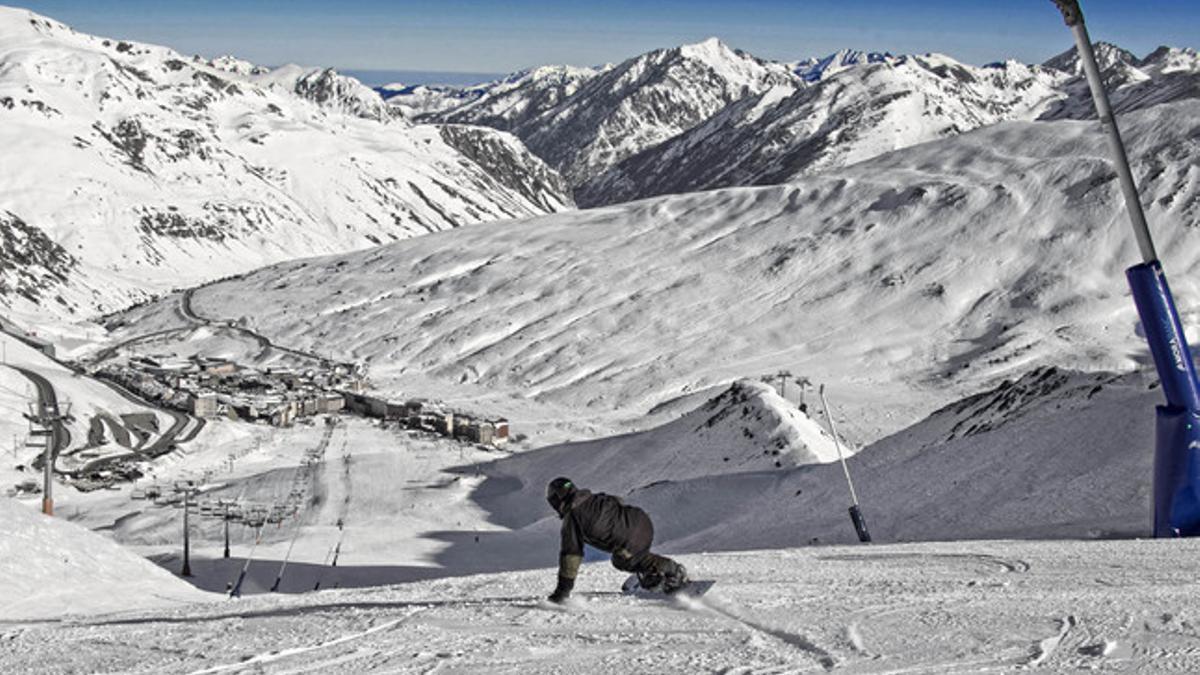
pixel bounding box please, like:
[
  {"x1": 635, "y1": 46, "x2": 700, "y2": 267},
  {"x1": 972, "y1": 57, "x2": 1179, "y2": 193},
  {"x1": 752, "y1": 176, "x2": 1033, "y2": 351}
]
[
  {"x1": 6, "y1": 538, "x2": 1200, "y2": 673},
  {"x1": 187, "y1": 611, "x2": 418, "y2": 674}
]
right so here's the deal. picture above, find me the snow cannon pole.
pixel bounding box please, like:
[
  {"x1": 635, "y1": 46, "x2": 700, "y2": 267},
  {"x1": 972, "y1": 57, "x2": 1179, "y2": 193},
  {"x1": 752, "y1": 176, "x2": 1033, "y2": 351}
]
[
  {"x1": 819, "y1": 385, "x2": 871, "y2": 543},
  {"x1": 1052, "y1": 0, "x2": 1200, "y2": 537}
]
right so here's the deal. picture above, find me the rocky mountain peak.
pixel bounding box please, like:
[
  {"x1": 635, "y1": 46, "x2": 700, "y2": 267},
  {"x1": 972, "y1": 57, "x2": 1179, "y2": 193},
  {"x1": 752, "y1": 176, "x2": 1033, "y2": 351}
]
[
  {"x1": 1042, "y1": 41, "x2": 1139, "y2": 75},
  {"x1": 793, "y1": 49, "x2": 896, "y2": 82}
]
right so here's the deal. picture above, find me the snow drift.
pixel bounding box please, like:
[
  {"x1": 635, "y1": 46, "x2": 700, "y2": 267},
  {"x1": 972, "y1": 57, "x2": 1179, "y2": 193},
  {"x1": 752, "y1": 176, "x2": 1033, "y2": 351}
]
[{"x1": 0, "y1": 496, "x2": 213, "y2": 620}]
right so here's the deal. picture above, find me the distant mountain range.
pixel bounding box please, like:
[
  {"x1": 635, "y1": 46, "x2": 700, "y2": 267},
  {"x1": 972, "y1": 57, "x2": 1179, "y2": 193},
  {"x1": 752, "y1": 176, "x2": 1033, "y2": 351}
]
[{"x1": 387, "y1": 39, "x2": 1200, "y2": 207}]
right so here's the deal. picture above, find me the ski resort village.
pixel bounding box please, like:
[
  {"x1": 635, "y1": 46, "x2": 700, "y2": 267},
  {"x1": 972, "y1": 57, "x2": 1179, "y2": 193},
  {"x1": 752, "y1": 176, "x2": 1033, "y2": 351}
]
[{"x1": 4, "y1": 1, "x2": 1200, "y2": 672}]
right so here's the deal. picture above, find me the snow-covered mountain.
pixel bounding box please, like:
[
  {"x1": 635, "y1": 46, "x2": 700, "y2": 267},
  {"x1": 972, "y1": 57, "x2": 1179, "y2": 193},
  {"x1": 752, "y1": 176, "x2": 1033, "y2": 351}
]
[
  {"x1": 377, "y1": 82, "x2": 490, "y2": 118},
  {"x1": 790, "y1": 48, "x2": 896, "y2": 82},
  {"x1": 422, "y1": 65, "x2": 604, "y2": 133},
  {"x1": 416, "y1": 38, "x2": 798, "y2": 191},
  {"x1": 107, "y1": 99, "x2": 1200, "y2": 446},
  {"x1": 579, "y1": 53, "x2": 1067, "y2": 206},
  {"x1": 0, "y1": 7, "x2": 573, "y2": 327},
  {"x1": 250, "y1": 64, "x2": 403, "y2": 123},
  {"x1": 408, "y1": 40, "x2": 1198, "y2": 208},
  {"x1": 1041, "y1": 42, "x2": 1200, "y2": 119}
]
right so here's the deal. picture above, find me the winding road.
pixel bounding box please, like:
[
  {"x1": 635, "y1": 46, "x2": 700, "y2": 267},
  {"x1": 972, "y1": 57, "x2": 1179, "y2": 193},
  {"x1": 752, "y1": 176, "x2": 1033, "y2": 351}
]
[
  {"x1": 181, "y1": 288, "x2": 344, "y2": 366},
  {"x1": 9, "y1": 366, "x2": 70, "y2": 471}
]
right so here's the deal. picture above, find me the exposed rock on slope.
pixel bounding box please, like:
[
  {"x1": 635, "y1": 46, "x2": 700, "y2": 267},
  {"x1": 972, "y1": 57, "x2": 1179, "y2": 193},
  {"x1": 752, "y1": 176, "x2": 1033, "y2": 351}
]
[{"x1": 0, "y1": 7, "x2": 572, "y2": 325}]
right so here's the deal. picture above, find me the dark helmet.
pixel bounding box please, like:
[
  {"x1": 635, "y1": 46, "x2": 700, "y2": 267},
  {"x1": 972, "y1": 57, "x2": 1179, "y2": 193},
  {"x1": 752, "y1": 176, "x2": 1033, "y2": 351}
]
[{"x1": 546, "y1": 477, "x2": 577, "y2": 516}]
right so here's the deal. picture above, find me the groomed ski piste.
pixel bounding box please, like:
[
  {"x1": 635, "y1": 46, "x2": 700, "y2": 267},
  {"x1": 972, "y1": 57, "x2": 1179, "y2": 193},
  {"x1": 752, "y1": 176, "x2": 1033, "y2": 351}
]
[{"x1": 8, "y1": 536, "x2": 1200, "y2": 672}]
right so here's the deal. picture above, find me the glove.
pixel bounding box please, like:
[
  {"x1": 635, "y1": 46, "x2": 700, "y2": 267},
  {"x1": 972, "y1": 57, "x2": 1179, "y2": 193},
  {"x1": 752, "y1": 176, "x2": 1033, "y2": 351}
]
[{"x1": 548, "y1": 575, "x2": 574, "y2": 603}]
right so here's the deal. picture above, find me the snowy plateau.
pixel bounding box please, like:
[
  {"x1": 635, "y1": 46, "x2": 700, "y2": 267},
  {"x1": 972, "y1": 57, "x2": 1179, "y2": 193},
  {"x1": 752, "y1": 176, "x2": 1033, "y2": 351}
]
[{"x1": 2, "y1": 3, "x2": 1200, "y2": 674}]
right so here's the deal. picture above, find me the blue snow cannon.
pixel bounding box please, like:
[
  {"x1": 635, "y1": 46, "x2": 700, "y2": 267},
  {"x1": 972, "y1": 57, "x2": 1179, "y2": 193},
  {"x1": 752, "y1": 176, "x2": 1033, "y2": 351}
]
[
  {"x1": 1128, "y1": 262, "x2": 1200, "y2": 536},
  {"x1": 1053, "y1": 0, "x2": 1200, "y2": 537}
]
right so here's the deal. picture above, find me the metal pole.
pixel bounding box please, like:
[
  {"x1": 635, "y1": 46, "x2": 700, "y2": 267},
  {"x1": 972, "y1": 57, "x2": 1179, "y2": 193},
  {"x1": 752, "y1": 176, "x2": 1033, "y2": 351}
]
[
  {"x1": 819, "y1": 385, "x2": 859, "y2": 506},
  {"x1": 41, "y1": 414, "x2": 53, "y2": 516},
  {"x1": 1051, "y1": 0, "x2": 1156, "y2": 263},
  {"x1": 270, "y1": 513, "x2": 304, "y2": 592},
  {"x1": 182, "y1": 487, "x2": 192, "y2": 576},
  {"x1": 820, "y1": 385, "x2": 872, "y2": 542},
  {"x1": 230, "y1": 525, "x2": 262, "y2": 598}
]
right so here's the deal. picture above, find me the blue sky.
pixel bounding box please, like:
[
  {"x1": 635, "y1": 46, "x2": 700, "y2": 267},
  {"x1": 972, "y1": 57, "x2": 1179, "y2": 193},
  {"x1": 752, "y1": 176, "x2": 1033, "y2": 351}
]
[{"x1": 15, "y1": 1, "x2": 1200, "y2": 76}]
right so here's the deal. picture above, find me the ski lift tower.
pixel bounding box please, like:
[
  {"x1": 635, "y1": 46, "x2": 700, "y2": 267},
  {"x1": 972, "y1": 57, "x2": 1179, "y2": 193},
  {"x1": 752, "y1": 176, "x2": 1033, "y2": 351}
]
[
  {"x1": 25, "y1": 399, "x2": 70, "y2": 516},
  {"x1": 1051, "y1": 0, "x2": 1200, "y2": 536}
]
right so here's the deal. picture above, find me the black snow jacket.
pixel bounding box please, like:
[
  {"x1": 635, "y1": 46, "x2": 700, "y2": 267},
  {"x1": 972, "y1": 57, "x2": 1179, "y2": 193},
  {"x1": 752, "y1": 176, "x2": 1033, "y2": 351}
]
[{"x1": 557, "y1": 489, "x2": 653, "y2": 579}]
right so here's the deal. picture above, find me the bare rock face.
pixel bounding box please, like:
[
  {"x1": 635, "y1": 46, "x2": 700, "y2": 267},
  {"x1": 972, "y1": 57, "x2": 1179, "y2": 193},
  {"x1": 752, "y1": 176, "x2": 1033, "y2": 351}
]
[
  {"x1": 437, "y1": 125, "x2": 575, "y2": 213},
  {"x1": 0, "y1": 211, "x2": 78, "y2": 309}
]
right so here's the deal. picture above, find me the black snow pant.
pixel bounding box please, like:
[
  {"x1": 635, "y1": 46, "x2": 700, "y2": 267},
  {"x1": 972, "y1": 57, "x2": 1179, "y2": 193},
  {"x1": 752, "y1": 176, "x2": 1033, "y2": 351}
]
[{"x1": 609, "y1": 509, "x2": 677, "y2": 578}]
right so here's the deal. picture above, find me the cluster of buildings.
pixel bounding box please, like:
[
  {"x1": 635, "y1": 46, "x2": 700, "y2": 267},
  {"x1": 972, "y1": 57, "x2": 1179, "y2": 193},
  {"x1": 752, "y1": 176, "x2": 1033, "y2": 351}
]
[
  {"x1": 96, "y1": 355, "x2": 357, "y2": 427},
  {"x1": 342, "y1": 391, "x2": 509, "y2": 447},
  {"x1": 96, "y1": 355, "x2": 511, "y2": 448}
]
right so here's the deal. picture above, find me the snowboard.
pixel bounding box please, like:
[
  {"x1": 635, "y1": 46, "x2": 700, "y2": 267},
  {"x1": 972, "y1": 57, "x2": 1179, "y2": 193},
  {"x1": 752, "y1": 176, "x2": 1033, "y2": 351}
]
[{"x1": 621, "y1": 573, "x2": 715, "y2": 598}]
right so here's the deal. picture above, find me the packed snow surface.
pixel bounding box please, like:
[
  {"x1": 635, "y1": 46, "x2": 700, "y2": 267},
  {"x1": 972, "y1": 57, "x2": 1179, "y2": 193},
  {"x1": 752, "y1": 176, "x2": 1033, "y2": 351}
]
[{"x1": 6, "y1": 538, "x2": 1200, "y2": 673}]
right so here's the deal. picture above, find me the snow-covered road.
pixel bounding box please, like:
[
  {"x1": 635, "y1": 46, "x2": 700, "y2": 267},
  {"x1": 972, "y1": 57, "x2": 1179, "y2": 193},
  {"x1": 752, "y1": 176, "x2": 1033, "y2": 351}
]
[{"x1": 6, "y1": 538, "x2": 1200, "y2": 673}]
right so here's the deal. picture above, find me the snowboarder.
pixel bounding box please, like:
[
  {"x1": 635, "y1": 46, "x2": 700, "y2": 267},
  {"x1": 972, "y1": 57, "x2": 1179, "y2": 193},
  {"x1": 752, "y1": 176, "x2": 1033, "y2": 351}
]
[{"x1": 545, "y1": 477, "x2": 688, "y2": 603}]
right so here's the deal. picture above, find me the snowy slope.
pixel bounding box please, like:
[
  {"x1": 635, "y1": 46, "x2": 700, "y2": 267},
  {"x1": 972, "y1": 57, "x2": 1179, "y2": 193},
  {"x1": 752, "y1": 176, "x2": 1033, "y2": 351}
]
[
  {"x1": 0, "y1": 7, "x2": 572, "y2": 327},
  {"x1": 0, "y1": 496, "x2": 213, "y2": 620},
  {"x1": 618, "y1": 367, "x2": 1160, "y2": 555},
  {"x1": 8, "y1": 538, "x2": 1200, "y2": 673},
  {"x1": 472, "y1": 380, "x2": 842, "y2": 528},
  {"x1": 110, "y1": 100, "x2": 1200, "y2": 446}
]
